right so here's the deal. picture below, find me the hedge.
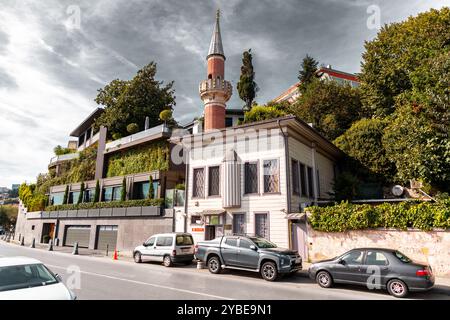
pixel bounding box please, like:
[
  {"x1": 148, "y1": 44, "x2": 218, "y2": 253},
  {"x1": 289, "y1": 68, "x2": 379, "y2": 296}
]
[
  {"x1": 45, "y1": 198, "x2": 164, "y2": 212},
  {"x1": 308, "y1": 200, "x2": 450, "y2": 232}
]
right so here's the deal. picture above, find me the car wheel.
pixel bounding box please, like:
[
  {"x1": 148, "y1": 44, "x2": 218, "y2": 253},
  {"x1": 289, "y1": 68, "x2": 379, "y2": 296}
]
[
  {"x1": 134, "y1": 251, "x2": 142, "y2": 263},
  {"x1": 163, "y1": 255, "x2": 173, "y2": 267},
  {"x1": 207, "y1": 256, "x2": 222, "y2": 274},
  {"x1": 387, "y1": 279, "x2": 409, "y2": 298},
  {"x1": 261, "y1": 261, "x2": 279, "y2": 281},
  {"x1": 316, "y1": 271, "x2": 333, "y2": 288}
]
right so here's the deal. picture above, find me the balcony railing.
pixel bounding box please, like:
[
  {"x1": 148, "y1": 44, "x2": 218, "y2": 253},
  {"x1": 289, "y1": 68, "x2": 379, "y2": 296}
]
[
  {"x1": 49, "y1": 152, "x2": 79, "y2": 166},
  {"x1": 105, "y1": 124, "x2": 169, "y2": 151},
  {"x1": 199, "y1": 79, "x2": 232, "y2": 95},
  {"x1": 77, "y1": 131, "x2": 100, "y2": 152}
]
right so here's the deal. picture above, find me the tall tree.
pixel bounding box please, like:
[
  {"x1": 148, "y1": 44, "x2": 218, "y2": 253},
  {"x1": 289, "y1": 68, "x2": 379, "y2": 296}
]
[
  {"x1": 291, "y1": 80, "x2": 364, "y2": 140},
  {"x1": 237, "y1": 49, "x2": 258, "y2": 111},
  {"x1": 95, "y1": 62, "x2": 176, "y2": 138},
  {"x1": 298, "y1": 54, "x2": 318, "y2": 92},
  {"x1": 358, "y1": 7, "x2": 450, "y2": 190}
]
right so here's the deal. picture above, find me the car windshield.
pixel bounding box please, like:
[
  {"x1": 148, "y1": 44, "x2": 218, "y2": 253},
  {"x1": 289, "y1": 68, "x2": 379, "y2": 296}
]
[
  {"x1": 394, "y1": 251, "x2": 412, "y2": 263},
  {"x1": 0, "y1": 263, "x2": 58, "y2": 292},
  {"x1": 176, "y1": 235, "x2": 194, "y2": 246},
  {"x1": 249, "y1": 237, "x2": 277, "y2": 249}
]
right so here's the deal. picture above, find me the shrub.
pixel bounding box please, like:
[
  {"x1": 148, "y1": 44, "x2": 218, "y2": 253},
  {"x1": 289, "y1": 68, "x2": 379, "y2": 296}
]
[
  {"x1": 94, "y1": 180, "x2": 100, "y2": 202},
  {"x1": 242, "y1": 105, "x2": 287, "y2": 124},
  {"x1": 45, "y1": 198, "x2": 164, "y2": 211},
  {"x1": 126, "y1": 123, "x2": 139, "y2": 134},
  {"x1": 308, "y1": 200, "x2": 450, "y2": 232}
]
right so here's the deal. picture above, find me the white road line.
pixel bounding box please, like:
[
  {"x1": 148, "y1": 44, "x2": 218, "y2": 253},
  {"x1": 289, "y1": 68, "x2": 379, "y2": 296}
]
[{"x1": 45, "y1": 263, "x2": 233, "y2": 300}]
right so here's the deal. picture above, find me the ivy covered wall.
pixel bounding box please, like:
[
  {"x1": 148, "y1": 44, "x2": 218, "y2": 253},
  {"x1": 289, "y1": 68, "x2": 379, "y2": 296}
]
[{"x1": 106, "y1": 141, "x2": 169, "y2": 177}]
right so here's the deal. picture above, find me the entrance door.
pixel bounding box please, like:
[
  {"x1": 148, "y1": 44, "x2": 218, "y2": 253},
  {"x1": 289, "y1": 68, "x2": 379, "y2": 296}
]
[
  {"x1": 291, "y1": 222, "x2": 308, "y2": 261},
  {"x1": 205, "y1": 226, "x2": 216, "y2": 240},
  {"x1": 41, "y1": 223, "x2": 56, "y2": 244}
]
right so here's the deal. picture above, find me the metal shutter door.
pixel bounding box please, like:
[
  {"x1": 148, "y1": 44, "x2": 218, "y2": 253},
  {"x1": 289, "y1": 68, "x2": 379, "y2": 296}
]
[
  {"x1": 96, "y1": 226, "x2": 118, "y2": 250},
  {"x1": 64, "y1": 225, "x2": 91, "y2": 248}
]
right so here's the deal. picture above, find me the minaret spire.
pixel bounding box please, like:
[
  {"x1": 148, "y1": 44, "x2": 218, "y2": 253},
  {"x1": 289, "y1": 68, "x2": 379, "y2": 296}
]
[
  {"x1": 199, "y1": 9, "x2": 232, "y2": 131},
  {"x1": 208, "y1": 8, "x2": 225, "y2": 59}
]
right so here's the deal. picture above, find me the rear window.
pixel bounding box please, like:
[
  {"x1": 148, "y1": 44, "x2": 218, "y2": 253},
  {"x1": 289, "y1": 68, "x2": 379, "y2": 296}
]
[
  {"x1": 394, "y1": 251, "x2": 412, "y2": 263},
  {"x1": 176, "y1": 235, "x2": 193, "y2": 246},
  {"x1": 156, "y1": 236, "x2": 173, "y2": 246},
  {"x1": 0, "y1": 264, "x2": 58, "y2": 292}
]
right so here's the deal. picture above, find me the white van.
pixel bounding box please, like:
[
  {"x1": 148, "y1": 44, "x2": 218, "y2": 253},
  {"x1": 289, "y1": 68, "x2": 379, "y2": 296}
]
[{"x1": 133, "y1": 233, "x2": 195, "y2": 267}]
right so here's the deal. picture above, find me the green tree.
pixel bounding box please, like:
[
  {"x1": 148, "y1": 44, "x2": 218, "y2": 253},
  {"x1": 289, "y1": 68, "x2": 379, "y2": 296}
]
[
  {"x1": 94, "y1": 62, "x2": 176, "y2": 138},
  {"x1": 237, "y1": 49, "x2": 258, "y2": 111},
  {"x1": 298, "y1": 54, "x2": 318, "y2": 93},
  {"x1": 292, "y1": 80, "x2": 364, "y2": 140},
  {"x1": 120, "y1": 177, "x2": 127, "y2": 201},
  {"x1": 77, "y1": 182, "x2": 85, "y2": 205},
  {"x1": 62, "y1": 185, "x2": 69, "y2": 204},
  {"x1": 241, "y1": 104, "x2": 287, "y2": 124},
  {"x1": 359, "y1": 7, "x2": 450, "y2": 117},
  {"x1": 334, "y1": 118, "x2": 395, "y2": 181},
  {"x1": 148, "y1": 176, "x2": 154, "y2": 200},
  {"x1": 94, "y1": 180, "x2": 100, "y2": 202}
]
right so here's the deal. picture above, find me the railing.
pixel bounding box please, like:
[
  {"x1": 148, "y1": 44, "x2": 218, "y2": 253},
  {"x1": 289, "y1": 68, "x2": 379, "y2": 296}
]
[
  {"x1": 49, "y1": 152, "x2": 79, "y2": 165},
  {"x1": 77, "y1": 131, "x2": 100, "y2": 152},
  {"x1": 105, "y1": 124, "x2": 169, "y2": 150},
  {"x1": 199, "y1": 79, "x2": 232, "y2": 94}
]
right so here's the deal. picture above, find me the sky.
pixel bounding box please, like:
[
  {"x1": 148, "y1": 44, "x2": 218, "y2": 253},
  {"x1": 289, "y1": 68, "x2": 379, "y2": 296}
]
[{"x1": 0, "y1": 0, "x2": 448, "y2": 188}]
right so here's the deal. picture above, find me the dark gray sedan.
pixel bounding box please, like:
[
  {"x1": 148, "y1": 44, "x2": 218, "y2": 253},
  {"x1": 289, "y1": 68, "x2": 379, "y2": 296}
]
[{"x1": 308, "y1": 248, "x2": 435, "y2": 298}]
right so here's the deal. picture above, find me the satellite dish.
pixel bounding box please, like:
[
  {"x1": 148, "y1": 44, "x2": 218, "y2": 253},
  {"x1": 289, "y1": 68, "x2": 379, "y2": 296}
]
[{"x1": 392, "y1": 185, "x2": 404, "y2": 197}]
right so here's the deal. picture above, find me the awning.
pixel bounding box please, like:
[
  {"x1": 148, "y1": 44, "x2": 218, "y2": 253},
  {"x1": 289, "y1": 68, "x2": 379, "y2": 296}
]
[
  {"x1": 199, "y1": 209, "x2": 226, "y2": 216},
  {"x1": 285, "y1": 213, "x2": 306, "y2": 220}
]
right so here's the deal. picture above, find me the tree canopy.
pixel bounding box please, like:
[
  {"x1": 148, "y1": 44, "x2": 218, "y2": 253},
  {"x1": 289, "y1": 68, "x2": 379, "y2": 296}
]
[
  {"x1": 358, "y1": 7, "x2": 450, "y2": 191},
  {"x1": 298, "y1": 54, "x2": 318, "y2": 93},
  {"x1": 237, "y1": 49, "x2": 258, "y2": 111},
  {"x1": 291, "y1": 79, "x2": 364, "y2": 140},
  {"x1": 94, "y1": 62, "x2": 175, "y2": 138}
]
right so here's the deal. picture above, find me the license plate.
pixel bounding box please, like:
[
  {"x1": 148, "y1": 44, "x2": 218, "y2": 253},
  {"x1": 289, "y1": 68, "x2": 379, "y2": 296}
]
[{"x1": 182, "y1": 248, "x2": 191, "y2": 253}]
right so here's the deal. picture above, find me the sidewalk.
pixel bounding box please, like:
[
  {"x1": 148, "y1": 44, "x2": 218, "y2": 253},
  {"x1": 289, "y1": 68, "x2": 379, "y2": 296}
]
[{"x1": 2, "y1": 239, "x2": 450, "y2": 291}]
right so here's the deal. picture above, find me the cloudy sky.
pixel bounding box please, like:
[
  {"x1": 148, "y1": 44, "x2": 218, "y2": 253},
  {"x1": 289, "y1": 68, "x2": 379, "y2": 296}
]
[{"x1": 0, "y1": 0, "x2": 448, "y2": 187}]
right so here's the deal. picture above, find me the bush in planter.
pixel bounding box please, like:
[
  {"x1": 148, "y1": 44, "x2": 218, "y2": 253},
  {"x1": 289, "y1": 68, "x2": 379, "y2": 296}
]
[
  {"x1": 45, "y1": 198, "x2": 164, "y2": 212},
  {"x1": 308, "y1": 200, "x2": 450, "y2": 232}
]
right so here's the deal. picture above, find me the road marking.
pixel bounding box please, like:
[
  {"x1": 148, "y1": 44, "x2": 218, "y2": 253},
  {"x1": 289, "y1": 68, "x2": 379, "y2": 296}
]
[{"x1": 45, "y1": 263, "x2": 233, "y2": 300}]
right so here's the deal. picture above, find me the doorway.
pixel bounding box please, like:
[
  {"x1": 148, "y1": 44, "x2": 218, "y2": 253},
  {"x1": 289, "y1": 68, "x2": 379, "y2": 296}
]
[
  {"x1": 291, "y1": 221, "x2": 308, "y2": 261},
  {"x1": 41, "y1": 223, "x2": 55, "y2": 244},
  {"x1": 205, "y1": 225, "x2": 216, "y2": 240}
]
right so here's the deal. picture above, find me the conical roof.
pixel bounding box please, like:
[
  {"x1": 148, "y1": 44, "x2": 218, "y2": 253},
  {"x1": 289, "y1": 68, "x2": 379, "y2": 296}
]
[{"x1": 207, "y1": 9, "x2": 225, "y2": 59}]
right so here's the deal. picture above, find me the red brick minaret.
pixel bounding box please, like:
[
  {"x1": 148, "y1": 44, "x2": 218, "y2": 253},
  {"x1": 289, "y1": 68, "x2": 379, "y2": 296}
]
[{"x1": 199, "y1": 9, "x2": 232, "y2": 131}]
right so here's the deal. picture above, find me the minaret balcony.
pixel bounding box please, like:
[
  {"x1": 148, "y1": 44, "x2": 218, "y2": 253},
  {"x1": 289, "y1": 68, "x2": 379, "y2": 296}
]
[{"x1": 199, "y1": 78, "x2": 232, "y2": 101}]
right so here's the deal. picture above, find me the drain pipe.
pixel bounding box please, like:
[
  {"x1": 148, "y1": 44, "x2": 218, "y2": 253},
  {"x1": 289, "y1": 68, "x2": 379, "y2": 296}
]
[
  {"x1": 184, "y1": 147, "x2": 190, "y2": 233},
  {"x1": 277, "y1": 119, "x2": 291, "y2": 215}
]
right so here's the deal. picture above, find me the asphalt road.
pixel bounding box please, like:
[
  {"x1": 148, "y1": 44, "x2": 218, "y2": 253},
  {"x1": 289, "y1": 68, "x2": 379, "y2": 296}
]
[{"x1": 0, "y1": 241, "x2": 448, "y2": 300}]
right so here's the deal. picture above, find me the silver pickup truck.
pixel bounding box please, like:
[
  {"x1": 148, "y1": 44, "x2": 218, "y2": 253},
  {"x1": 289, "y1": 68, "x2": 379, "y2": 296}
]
[{"x1": 195, "y1": 235, "x2": 302, "y2": 281}]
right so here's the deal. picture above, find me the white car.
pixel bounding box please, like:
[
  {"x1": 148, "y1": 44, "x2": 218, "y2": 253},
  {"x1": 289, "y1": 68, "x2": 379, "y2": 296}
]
[
  {"x1": 0, "y1": 257, "x2": 76, "y2": 300},
  {"x1": 133, "y1": 232, "x2": 195, "y2": 267}
]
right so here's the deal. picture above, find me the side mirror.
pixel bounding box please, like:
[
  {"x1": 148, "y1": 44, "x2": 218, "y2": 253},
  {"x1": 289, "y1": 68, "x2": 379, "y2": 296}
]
[
  {"x1": 55, "y1": 273, "x2": 62, "y2": 282},
  {"x1": 338, "y1": 259, "x2": 346, "y2": 265},
  {"x1": 250, "y1": 245, "x2": 257, "y2": 251},
  {"x1": 143, "y1": 242, "x2": 147, "y2": 246}
]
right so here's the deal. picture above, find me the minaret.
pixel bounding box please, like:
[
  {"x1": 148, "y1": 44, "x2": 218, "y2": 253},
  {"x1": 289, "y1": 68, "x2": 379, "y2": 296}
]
[{"x1": 199, "y1": 9, "x2": 232, "y2": 131}]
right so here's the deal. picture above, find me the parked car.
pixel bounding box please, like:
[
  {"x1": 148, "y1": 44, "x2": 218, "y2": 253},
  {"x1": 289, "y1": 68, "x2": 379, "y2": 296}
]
[
  {"x1": 0, "y1": 257, "x2": 76, "y2": 300},
  {"x1": 195, "y1": 235, "x2": 302, "y2": 281},
  {"x1": 308, "y1": 248, "x2": 435, "y2": 298},
  {"x1": 133, "y1": 232, "x2": 195, "y2": 267}
]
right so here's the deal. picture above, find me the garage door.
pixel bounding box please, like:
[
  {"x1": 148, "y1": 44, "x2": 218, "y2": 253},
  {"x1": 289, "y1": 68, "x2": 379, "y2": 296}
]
[
  {"x1": 96, "y1": 225, "x2": 118, "y2": 250},
  {"x1": 64, "y1": 225, "x2": 91, "y2": 248}
]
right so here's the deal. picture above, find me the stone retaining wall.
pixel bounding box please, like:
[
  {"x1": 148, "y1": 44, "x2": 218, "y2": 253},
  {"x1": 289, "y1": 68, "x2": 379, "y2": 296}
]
[{"x1": 307, "y1": 226, "x2": 450, "y2": 276}]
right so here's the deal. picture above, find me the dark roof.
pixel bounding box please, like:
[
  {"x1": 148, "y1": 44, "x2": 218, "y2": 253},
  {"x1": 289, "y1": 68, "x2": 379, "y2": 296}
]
[{"x1": 70, "y1": 108, "x2": 104, "y2": 137}]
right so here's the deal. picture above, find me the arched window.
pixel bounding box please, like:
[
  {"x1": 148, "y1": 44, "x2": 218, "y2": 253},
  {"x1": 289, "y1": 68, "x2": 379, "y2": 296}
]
[{"x1": 208, "y1": 74, "x2": 212, "y2": 79}]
